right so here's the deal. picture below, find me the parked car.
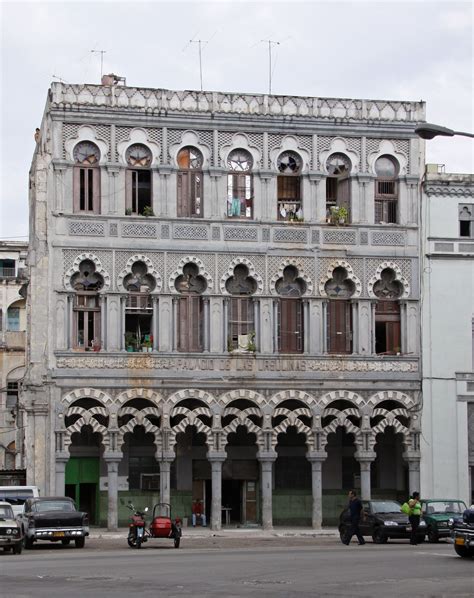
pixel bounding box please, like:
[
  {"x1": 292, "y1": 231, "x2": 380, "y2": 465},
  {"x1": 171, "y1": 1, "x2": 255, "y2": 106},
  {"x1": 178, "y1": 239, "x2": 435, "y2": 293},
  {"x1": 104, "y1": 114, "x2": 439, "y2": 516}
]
[
  {"x1": 339, "y1": 499, "x2": 427, "y2": 544},
  {"x1": 420, "y1": 499, "x2": 467, "y2": 543},
  {"x1": 19, "y1": 497, "x2": 89, "y2": 549},
  {"x1": 0, "y1": 501, "x2": 23, "y2": 554},
  {"x1": 0, "y1": 486, "x2": 40, "y2": 518},
  {"x1": 450, "y1": 507, "x2": 474, "y2": 558}
]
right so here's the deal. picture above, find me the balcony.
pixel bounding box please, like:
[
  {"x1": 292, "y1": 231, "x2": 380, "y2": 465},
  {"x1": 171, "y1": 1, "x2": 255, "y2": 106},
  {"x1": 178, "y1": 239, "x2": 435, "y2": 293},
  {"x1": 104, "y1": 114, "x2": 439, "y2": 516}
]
[
  {"x1": 0, "y1": 267, "x2": 16, "y2": 279},
  {"x1": 1, "y1": 331, "x2": 26, "y2": 350}
]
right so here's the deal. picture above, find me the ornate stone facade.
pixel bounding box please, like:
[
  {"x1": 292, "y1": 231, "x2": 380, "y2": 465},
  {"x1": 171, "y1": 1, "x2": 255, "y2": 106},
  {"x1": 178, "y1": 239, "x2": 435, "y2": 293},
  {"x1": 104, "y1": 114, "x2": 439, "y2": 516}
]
[{"x1": 26, "y1": 81, "x2": 424, "y2": 530}]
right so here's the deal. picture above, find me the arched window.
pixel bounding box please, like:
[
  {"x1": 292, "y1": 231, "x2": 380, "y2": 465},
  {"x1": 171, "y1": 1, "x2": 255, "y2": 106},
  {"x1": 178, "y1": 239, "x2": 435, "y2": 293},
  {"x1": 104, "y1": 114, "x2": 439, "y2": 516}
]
[
  {"x1": 73, "y1": 141, "x2": 101, "y2": 213},
  {"x1": 177, "y1": 146, "x2": 203, "y2": 218},
  {"x1": 374, "y1": 155, "x2": 399, "y2": 224},
  {"x1": 71, "y1": 260, "x2": 104, "y2": 350},
  {"x1": 124, "y1": 262, "x2": 156, "y2": 352},
  {"x1": 227, "y1": 149, "x2": 254, "y2": 219},
  {"x1": 325, "y1": 267, "x2": 355, "y2": 354},
  {"x1": 326, "y1": 153, "x2": 351, "y2": 223},
  {"x1": 125, "y1": 144, "x2": 153, "y2": 215},
  {"x1": 276, "y1": 266, "x2": 306, "y2": 353},
  {"x1": 277, "y1": 151, "x2": 303, "y2": 221},
  {"x1": 226, "y1": 264, "x2": 257, "y2": 351},
  {"x1": 175, "y1": 264, "x2": 207, "y2": 352},
  {"x1": 373, "y1": 268, "x2": 403, "y2": 354}
]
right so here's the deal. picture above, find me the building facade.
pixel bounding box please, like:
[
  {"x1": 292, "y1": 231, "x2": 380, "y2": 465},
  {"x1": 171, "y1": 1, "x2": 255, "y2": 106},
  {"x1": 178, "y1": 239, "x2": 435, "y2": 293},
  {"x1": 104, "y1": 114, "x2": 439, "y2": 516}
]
[
  {"x1": 0, "y1": 241, "x2": 28, "y2": 481},
  {"x1": 25, "y1": 81, "x2": 425, "y2": 529},
  {"x1": 421, "y1": 167, "x2": 474, "y2": 504}
]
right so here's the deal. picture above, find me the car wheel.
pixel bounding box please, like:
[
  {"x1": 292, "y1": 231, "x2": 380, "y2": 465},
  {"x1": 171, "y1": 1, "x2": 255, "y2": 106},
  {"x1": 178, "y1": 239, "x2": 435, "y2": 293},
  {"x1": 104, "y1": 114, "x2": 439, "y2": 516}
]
[
  {"x1": 416, "y1": 535, "x2": 425, "y2": 544},
  {"x1": 25, "y1": 537, "x2": 34, "y2": 549},
  {"x1": 61, "y1": 539, "x2": 71, "y2": 546},
  {"x1": 174, "y1": 537, "x2": 180, "y2": 549},
  {"x1": 339, "y1": 529, "x2": 348, "y2": 544},
  {"x1": 427, "y1": 528, "x2": 439, "y2": 543},
  {"x1": 454, "y1": 544, "x2": 473, "y2": 558},
  {"x1": 372, "y1": 528, "x2": 388, "y2": 544},
  {"x1": 75, "y1": 537, "x2": 85, "y2": 549},
  {"x1": 13, "y1": 543, "x2": 22, "y2": 555}
]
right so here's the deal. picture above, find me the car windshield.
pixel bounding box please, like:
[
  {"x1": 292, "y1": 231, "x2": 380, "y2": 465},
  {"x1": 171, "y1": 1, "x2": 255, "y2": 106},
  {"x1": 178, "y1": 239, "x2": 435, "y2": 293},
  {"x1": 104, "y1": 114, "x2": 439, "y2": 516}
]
[
  {"x1": 424, "y1": 501, "x2": 465, "y2": 514},
  {"x1": 371, "y1": 501, "x2": 402, "y2": 514},
  {"x1": 35, "y1": 501, "x2": 75, "y2": 512},
  {"x1": 0, "y1": 489, "x2": 34, "y2": 506},
  {"x1": 0, "y1": 505, "x2": 14, "y2": 519}
]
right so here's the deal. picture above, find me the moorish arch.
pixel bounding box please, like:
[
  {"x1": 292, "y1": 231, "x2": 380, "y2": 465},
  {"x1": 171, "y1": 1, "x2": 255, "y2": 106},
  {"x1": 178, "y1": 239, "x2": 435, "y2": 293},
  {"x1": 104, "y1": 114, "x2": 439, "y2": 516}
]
[
  {"x1": 168, "y1": 388, "x2": 216, "y2": 407},
  {"x1": 366, "y1": 390, "x2": 417, "y2": 411},
  {"x1": 168, "y1": 256, "x2": 214, "y2": 294},
  {"x1": 115, "y1": 388, "x2": 164, "y2": 407},
  {"x1": 61, "y1": 387, "x2": 114, "y2": 408},
  {"x1": 319, "y1": 390, "x2": 365, "y2": 410},
  {"x1": 219, "y1": 257, "x2": 264, "y2": 295},
  {"x1": 219, "y1": 388, "x2": 266, "y2": 408},
  {"x1": 64, "y1": 253, "x2": 111, "y2": 291}
]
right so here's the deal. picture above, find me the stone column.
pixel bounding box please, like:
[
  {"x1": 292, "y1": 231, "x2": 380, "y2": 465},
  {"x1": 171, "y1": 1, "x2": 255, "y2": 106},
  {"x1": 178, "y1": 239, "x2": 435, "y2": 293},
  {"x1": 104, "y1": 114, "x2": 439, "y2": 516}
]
[
  {"x1": 207, "y1": 451, "x2": 226, "y2": 531},
  {"x1": 307, "y1": 451, "x2": 327, "y2": 529},
  {"x1": 257, "y1": 450, "x2": 277, "y2": 530},
  {"x1": 157, "y1": 453, "x2": 175, "y2": 505},
  {"x1": 55, "y1": 452, "x2": 70, "y2": 496},
  {"x1": 403, "y1": 455, "x2": 421, "y2": 495},
  {"x1": 152, "y1": 296, "x2": 159, "y2": 351},
  {"x1": 355, "y1": 452, "x2": 376, "y2": 500},
  {"x1": 104, "y1": 453, "x2": 122, "y2": 531}
]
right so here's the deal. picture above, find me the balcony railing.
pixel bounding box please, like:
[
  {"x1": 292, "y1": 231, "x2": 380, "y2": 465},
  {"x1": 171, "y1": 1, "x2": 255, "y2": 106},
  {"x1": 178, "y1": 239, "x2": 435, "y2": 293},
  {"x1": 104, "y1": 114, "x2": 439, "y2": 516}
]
[{"x1": 0, "y1": 267, "x2": 16, "y2": 278}]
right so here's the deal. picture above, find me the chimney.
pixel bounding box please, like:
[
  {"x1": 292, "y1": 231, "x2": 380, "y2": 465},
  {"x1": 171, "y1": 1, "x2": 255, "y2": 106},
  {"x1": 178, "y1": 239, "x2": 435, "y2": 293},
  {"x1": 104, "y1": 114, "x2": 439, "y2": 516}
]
[{"x1": 101, "y1": 73, "x2": 126, "y2": 86}]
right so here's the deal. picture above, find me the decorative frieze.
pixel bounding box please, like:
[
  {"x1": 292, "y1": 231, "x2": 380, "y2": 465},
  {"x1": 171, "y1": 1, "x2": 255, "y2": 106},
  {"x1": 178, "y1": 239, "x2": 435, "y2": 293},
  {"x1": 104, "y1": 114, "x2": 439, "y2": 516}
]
[{"x1": 69, "y1": 221, "x2": 105, "y2": 236}]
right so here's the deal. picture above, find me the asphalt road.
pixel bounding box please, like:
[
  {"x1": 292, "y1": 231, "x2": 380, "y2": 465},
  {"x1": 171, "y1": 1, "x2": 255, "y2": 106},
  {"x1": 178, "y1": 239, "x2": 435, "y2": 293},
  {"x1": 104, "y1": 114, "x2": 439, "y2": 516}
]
[{"x1": 1, "y1": 537, "x2": 472, "y2": 598}]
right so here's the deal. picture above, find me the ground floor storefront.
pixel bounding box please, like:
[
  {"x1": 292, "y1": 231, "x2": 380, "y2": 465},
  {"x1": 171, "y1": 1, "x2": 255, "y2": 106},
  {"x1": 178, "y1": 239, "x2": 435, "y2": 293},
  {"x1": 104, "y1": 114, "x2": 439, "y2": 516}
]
[{"x1": 48, "y1": 387, "x2": 422, "y2": 530}]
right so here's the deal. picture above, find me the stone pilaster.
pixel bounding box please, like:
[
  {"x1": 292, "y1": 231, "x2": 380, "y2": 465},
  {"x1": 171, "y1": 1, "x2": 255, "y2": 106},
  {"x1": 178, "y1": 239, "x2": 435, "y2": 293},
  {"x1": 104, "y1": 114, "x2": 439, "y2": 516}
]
[
  {"x1": 104, "y1": 452, "x2": 122, "y2": 531},
  {"x1": 307, "y1": 451, "x2": 327, "y2": 529},
  {"x1": 355, "y1": 451, "x2": 376, "y2": 500},
  {"x1": 207, "y1": 451, "x2": 226, "y2": 531},
  {"x1": 257, "y1": 450, "x2": 277, "y2": 530}
]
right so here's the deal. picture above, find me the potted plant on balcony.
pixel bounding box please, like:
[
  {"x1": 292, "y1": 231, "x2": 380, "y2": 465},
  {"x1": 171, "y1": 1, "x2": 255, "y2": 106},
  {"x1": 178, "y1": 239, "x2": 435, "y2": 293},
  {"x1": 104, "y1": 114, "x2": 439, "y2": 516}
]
[
  {"x1": 125, "y1": 332, "x2": 138, "y2": 352},
  {"x1": 142, "y1": 206, "x2": 154, "y2": 217},
  {"x1": 330, "y1": 206, "x2": 349, "y2": 225}
]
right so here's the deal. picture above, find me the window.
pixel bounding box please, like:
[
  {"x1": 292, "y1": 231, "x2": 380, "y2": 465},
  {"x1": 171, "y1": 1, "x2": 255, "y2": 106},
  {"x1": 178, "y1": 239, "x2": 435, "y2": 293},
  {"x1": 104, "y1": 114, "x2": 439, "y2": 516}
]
[
  {"x1": 226, "y1": 264, "x2": 257, "y2": 351},
  {"x1": 124, "y1": 261, "x2": 155, "y2": 352},
  {"x1": 125, "y1": 144, "x2": 153, "y2": 215},
  {"x1": 175, "y1": 263, "x2": 207, "y2": 352},
  {"x1": 73, "y1": 141, "x2": 101, "y2": 213},
  {"x1": 277, "y1": 151, "x2": 302, "y2": 221},
  {"x1": 374, "y1": 155, "x2": 399, "y2": 224},
  {"x1": 326, "y1": 153, "x2": 351, "y2": 222},
  {"x1": 177, "y1": 146, "x2": 203, "y2": 217},
  {"x1": 0, "y1": 259, "x2": 15, "y2": 278},
  {"x1": 6, "y1": 382, "x2": 18, "y2": 408},
  {"x1": 276, "y1": 266, "x2": 305, "y2": 353},
  {"x1": 373, "y1": 268, "x2": 403, "y2": 354},
  {"x1": 325, "y1": 267, "x2": 355, "y2": 354},
  {"x1": 459, "y1": 204, "x2": 474, "y2": 237},
  {"x1": 71, "y1": 260, "x2": 104, "y2": 350},
  {"x1": 227, "y1": 149, "x2": 253, "y2": 219},
  {"x1": 6, "y1": 307, "x2": 20, "y2": 331}
]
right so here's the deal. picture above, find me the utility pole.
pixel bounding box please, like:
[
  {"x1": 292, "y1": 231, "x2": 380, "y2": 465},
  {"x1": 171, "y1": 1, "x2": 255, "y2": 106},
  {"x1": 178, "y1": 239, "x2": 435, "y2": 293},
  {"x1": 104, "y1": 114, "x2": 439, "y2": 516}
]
[
  {"x1": 189, "y1": 39, "x2": 208, "y2": 91},
  {"x1": 91, "y1": 49, "x2": 107, "y2": 80},
  {"x1": 260, "y1": 39, "x2": 280, "y2": 95}
]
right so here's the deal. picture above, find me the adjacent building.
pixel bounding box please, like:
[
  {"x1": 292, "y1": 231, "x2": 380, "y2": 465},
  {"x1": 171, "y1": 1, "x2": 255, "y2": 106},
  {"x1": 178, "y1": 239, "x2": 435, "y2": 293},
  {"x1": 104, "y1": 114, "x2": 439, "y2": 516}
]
[
  {"x1": 25, "y1": 79, "x2": 425, "y2": 529},
  {"x1": 0, "y1": 241, "x2": 28, "y2": 482},
  {"x1": 421, "y1": 167, "x2": 474, "y2": 504}
]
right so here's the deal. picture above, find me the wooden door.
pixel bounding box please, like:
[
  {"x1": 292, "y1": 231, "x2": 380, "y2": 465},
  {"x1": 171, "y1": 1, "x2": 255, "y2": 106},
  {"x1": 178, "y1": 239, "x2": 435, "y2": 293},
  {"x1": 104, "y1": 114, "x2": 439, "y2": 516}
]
[{"x1": 243, "y1": 480, "x2": 257, "y2": 524}]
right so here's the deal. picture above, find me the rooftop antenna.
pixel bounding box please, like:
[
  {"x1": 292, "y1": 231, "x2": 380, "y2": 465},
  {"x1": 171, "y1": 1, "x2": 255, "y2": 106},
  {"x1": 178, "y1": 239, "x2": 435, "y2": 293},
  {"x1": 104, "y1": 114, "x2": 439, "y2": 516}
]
[
  {"x1": 52, "y1": 74, "x2": 68, "y2": 84},
  {"x1": 188, "y1": 39, "x2": 208, "y2": 91},
  {"x1": 260, "y1": 39, "x2": 280, "y2": 95},
  {"x1": 91, "y1": 49, "x2": 107, "y2": 80}
]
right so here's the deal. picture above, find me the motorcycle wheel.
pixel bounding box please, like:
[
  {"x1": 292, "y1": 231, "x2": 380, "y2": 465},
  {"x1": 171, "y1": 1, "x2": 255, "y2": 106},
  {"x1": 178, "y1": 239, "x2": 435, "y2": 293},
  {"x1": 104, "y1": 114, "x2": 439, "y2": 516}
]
[
  {"x1": 127, "y1": 535, "x2": 137, "y2": 548},
  {"x1": 136, "y1": 537, "x2": 142, "y2": 549},
  {"x1": 174, "y1": 537, "x2": 180, "y2": 549}
]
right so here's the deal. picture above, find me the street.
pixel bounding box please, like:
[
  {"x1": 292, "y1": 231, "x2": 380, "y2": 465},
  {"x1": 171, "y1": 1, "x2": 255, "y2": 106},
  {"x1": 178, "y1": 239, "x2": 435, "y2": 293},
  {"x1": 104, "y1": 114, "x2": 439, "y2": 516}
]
[{"x1": 1, "y1": 537, "x2": 472, "y2": 598}]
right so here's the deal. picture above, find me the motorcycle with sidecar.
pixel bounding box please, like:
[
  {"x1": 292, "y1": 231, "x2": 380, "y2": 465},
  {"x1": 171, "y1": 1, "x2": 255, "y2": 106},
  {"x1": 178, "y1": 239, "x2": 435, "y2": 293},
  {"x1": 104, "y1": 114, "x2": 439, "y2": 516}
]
[{"x1": 127, "y1": 502, "x2": 182, "y2": 549}]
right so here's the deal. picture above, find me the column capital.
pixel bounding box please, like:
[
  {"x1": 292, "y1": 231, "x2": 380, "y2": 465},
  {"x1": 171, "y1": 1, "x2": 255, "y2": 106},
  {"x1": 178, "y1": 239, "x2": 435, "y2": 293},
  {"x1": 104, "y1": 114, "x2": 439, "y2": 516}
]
[
  {"x1": 306, "y1": 451, "x2": 327, "y2": 463},
  {"x1": 156, "y1": 450, "x2": 175, "y2": 463},
  {"x1": 355, "y1": 451, "x2": 376, "y2": 463},
  {"x1": 256, "y1": 450, "x2": 278, "y2": 463},
  {"x1": 103, "y1": 451, "x2": 123, "y2": 463},
  {"x1": 55, "y1": 451, "x2": 70, "y2": 463},
  {"x1": 207, "y1": 451, "x2": 227, "y2": 463}
]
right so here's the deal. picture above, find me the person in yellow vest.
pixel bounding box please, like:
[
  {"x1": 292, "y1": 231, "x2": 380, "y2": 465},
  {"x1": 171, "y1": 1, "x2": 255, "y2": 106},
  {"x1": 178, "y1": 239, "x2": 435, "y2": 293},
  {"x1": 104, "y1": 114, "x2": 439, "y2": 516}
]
[{"x1": 408, "y1": 491, "x2": 422, "y2": 545}]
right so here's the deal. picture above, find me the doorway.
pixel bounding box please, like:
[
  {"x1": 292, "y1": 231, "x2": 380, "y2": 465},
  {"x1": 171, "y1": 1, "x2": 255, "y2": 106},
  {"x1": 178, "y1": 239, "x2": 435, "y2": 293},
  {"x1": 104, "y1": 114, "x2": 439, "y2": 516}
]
[
  {"x1": 65, "y1": 457, "x2": 99, "y2": 524},
  {"x1": 222, "y1": 479, "x2": 241, "y2": 524}
]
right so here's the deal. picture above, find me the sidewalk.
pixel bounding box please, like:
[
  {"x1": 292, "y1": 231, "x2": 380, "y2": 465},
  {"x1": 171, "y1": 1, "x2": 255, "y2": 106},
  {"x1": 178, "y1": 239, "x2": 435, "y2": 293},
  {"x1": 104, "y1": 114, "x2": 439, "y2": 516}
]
[{"x1": 89, "y1": 526, "x2": 339, "y2": 540}]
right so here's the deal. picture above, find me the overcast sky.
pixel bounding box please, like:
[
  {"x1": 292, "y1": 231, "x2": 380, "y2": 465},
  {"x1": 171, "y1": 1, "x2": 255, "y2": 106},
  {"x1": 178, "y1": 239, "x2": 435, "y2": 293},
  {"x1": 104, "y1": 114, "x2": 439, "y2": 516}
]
[{"x1": 1, "y1": 0, "x2": 473, "y2": 241}]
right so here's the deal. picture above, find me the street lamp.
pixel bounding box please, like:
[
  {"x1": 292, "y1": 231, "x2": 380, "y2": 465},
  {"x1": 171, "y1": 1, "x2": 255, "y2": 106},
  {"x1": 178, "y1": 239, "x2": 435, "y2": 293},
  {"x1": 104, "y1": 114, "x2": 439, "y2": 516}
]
[{"x1": 415, "y1": 123, "x2": 474, "y2": 139}]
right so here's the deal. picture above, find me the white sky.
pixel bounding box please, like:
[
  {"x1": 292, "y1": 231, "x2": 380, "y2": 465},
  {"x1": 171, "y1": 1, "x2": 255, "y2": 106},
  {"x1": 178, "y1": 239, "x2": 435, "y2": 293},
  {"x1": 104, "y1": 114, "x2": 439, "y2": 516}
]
[{"x1": 1, "y1": 0, "x2": 473, "y2": 241}]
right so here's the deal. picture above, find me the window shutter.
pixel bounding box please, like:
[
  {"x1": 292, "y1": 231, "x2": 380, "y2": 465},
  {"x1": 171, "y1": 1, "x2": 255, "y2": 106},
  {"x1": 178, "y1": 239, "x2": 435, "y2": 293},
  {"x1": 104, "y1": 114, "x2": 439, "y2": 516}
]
[
  {"x1": 279, "y1": 299, "x2": 303, "y2": 353},
  {"x1": 92, "y1": 168, "x2": 100, "y2": 214},
  {"x1": 177, "y1": 172, "x2": 188, "y2": 217},
  {"x1": 125, "y1": 170, "x2": 133, "y2": 213},
  {"x1": 328, "y1": 301, "x2": 352, "y2": 354},
  {"x1": 337, "y1": 178, "x2": 351, "y2": 218},
  {"x1": 73, "y1": 167, "x2": 80, "y2": 212}
]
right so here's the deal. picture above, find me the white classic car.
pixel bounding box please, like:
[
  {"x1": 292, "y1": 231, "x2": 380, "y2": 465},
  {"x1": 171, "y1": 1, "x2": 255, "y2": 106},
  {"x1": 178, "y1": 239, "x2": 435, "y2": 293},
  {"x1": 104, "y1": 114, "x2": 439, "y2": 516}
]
[{"x1": 0, "y1": 501, "x2": 23, "y2": 554}]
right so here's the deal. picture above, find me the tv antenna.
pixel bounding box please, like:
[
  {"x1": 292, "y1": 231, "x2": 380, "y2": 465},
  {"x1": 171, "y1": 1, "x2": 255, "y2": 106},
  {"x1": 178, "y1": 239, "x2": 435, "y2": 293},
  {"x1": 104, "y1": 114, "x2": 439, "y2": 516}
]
[
  {"x1": 188, "y1": 38, "x2": 208, "y2": 91},
  {"x1": 91, "y1": 49, "x2": 107, "y2": 79},
  {"x1": 52, "y1": 74, "x2": 68, "y2": 84}
]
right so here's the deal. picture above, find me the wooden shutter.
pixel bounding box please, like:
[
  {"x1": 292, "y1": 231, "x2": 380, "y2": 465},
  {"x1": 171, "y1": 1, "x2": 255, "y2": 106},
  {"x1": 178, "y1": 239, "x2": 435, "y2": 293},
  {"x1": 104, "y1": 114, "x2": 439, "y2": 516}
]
[
  {"x1": 328, "y1": 300, "x2": 352, "y2": 354},
  {"x1": 177, "y1": 172, "x2": 188, "y2": 217},
  {"x1": 178, "y1": 296, "x2": 203, "y2": 352},
  {"x1": 92, "y1": 168, "x2": 100, "y2": 214},
  {"x1": 279, "y1": 299, "x2": 303, "y2": 353},
  {"x1": 337, "y1": 178, "x2": 351, "y2": 219},
  {"x1": 126, "y1": 170, "x2": 133, "y2": 213}
]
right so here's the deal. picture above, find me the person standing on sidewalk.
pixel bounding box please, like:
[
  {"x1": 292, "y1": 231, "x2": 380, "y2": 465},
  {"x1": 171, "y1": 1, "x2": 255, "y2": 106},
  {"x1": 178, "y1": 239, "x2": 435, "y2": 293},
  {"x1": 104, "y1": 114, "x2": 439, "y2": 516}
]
[
  {"x1": 342, "y1": 490, "x2": 366, "y2": 545},
  {"x1": 408, "y1": 491, "x2": 422, "y2": 545}
]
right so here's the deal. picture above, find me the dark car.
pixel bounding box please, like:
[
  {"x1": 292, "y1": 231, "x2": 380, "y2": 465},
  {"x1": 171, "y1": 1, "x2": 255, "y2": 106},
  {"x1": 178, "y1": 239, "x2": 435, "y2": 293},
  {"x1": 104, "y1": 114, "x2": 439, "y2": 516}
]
[
  {"x1": 420, "y1": 499, "x2": 467, "y2": 543},
  {"x1": 339, "y1": 499, "x2": 427, "y2": 544},
  {"x1": 19, "y1": 497, "x2": 89, "y2": 549},
  {"x1": 451, "y1": 507, "x2": 474, "y2": 558}
]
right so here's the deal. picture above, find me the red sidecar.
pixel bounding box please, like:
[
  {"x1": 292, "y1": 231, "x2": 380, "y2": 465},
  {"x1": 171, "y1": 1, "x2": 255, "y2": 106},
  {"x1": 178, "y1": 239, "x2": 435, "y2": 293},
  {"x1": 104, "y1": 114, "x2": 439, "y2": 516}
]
[{"x1": 149, "y1": 503, "x2": 182, "y2": 548}]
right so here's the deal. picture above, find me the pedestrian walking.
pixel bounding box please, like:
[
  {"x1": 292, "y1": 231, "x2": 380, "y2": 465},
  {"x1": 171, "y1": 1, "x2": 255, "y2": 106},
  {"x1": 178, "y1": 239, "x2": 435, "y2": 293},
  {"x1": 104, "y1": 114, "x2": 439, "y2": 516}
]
[
  {"x1": 408, "y1": 491, "x2": 422, "y2": 545},
  {"x1": 342, "y1": 489, "x2": 366, "y2": 545}
]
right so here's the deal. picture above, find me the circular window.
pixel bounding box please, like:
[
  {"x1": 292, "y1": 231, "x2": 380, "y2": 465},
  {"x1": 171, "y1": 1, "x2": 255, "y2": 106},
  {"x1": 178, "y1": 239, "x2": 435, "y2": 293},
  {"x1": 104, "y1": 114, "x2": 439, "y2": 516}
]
[
  {"x1": 277, "y1": 151, "x2": 302, "y2": 174},
  {"x1": 126, "y1": 144, "x2": 152, "y2": 167},
  {"x1": 375, "y1": 155, "x2": 399, "y2": 178},
  {"x1": 227, "y1": 149, "x2": 253, "y2": 172},
  {"x1": 177, "y1": 146, "x2": 203, "y2": 170},
  {"x1": 326, "y1": 153, "x2": 351, "y2": 176},
  {"x1": 73, "y1": 141, "x2": 100, "y2": 165}
]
